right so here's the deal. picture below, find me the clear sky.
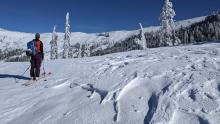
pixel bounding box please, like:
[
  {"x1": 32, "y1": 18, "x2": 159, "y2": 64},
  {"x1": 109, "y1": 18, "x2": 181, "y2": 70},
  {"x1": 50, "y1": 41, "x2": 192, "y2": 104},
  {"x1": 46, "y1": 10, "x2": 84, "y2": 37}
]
[{"x1": 0, "y1": 0, "x2": 220, "y2": 33}]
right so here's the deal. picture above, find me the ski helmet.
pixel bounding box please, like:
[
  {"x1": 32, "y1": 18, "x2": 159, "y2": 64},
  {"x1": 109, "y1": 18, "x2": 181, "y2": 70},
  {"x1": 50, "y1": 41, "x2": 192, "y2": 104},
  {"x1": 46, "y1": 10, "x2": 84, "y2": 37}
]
[{"x1": 35, "y1": 33, "x2": 40, "y2": 39}]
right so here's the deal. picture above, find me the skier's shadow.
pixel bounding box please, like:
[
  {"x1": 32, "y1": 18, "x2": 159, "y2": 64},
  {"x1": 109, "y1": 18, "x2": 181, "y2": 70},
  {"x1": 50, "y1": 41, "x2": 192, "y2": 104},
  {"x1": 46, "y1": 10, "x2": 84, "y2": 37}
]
[{"x1": 0, "y1": 74, "x2": 31, "y2": 81}]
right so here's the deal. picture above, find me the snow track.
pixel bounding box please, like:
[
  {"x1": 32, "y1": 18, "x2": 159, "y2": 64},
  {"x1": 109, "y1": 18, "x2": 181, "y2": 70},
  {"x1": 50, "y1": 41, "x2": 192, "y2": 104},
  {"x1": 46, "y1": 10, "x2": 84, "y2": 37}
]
[{"x1": 0, "y1": 43, "x2": 220, "y2": 124}]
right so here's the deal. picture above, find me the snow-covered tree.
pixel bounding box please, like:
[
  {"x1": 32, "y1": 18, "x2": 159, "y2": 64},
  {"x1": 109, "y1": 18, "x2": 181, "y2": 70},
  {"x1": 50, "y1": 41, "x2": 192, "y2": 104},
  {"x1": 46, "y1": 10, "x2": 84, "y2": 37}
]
[
  {"x1": 183, "y1": 31, "x2": 188, "y2": 45},
  {"x1": 84, "y1": 41, "x2": 91, "y2": 57},
  {"x1": 189, "y1": 33, "x2": 194, "y2": 42},
  {"x1": 63, "y1": 12, "x2": 71, "y2": 59},
  {"x1": 217, "y1": 27, "x2": 220, "y2": 40},
  {"x1": 159, "y1": 0, "x2": 179, "y2": 46},
  {"x1": 139, "y1": 23, "x2": 147, "y2": 49},
  {"x1": 77, "y1": 43, "x2": 82, "y2": 58},
  {"x1": 50, "y1": 26, "x2": 58, "y2": 60}
]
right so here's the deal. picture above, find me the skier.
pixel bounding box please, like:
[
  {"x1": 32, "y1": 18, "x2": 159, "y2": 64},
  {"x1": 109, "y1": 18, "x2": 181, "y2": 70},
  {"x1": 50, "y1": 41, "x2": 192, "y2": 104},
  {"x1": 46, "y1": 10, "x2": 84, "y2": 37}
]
[{"x1": 26, "y1": 33, "x2": 44, "y2": 80}]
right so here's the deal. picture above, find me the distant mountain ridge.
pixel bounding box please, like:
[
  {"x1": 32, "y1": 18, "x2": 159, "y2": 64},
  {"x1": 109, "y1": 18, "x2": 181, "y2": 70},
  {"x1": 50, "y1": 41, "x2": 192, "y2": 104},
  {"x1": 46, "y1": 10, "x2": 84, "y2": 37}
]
[{"x1": 0, "y1": 11, "x2": 218, "y2": 61}]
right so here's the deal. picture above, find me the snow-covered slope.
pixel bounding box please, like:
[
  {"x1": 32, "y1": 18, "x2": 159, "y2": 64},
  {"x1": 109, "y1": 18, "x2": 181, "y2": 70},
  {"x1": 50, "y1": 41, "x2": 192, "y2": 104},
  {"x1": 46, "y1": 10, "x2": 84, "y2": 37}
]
[
  {"x1": 0, "y1": 29, "x2": 137, "y2": 59},
  {"x1": 175, "y1": 16, "x2": 206, "y2": 29},
  {"x1": 1, "y1": 43, "x2": 220, "y2": 124},
  {"x1": 0, "y1": 16, "x2": 206, "y2": 59}
]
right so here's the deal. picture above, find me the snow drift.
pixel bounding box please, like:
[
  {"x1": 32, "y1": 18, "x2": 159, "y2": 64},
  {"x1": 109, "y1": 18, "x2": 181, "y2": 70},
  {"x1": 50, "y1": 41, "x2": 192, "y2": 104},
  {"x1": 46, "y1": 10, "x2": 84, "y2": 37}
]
[{"x1": 0, "y1": 43, "x2": 220, "y2": 124}]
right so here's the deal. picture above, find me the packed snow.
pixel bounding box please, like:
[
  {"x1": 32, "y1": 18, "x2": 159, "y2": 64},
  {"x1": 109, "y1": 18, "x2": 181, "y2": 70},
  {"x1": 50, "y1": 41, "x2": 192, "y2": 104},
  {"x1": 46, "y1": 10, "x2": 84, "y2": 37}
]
[{"x1": 0, "y1": 42, "x2": 220, "y2": 124}]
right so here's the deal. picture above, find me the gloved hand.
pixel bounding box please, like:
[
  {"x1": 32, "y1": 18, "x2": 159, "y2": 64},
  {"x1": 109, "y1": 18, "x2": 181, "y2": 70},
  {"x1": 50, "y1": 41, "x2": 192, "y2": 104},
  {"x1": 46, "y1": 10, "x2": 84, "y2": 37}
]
[{"x1": 26, "y1": 49, "x2": 32, "y2": 56}]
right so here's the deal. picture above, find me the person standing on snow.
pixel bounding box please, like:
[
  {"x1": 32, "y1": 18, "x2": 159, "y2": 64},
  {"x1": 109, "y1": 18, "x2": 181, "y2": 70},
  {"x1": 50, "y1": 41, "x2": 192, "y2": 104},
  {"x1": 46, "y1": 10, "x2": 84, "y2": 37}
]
[{"x1": 26, "y1": 33, "x2": 44, "y2": 80}]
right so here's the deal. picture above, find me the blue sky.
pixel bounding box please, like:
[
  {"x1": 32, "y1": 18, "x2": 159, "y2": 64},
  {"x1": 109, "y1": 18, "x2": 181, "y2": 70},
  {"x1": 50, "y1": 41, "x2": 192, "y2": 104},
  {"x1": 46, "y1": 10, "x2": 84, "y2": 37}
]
[{"x1": 0, "y1": 0, "x2": 220, "y2": 33}]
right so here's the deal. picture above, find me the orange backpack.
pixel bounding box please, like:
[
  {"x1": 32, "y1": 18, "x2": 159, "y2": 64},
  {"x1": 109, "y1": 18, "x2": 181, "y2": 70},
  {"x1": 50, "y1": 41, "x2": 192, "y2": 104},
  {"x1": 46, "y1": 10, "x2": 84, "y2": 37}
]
[{"x1": 36, "y1": 40, "x2": 41, "y2": 53}]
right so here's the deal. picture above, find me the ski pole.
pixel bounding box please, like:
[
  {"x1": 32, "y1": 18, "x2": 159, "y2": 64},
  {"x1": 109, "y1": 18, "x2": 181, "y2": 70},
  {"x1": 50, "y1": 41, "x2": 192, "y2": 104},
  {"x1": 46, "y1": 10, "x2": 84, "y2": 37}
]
[
  {"x1": 42, "y1": 60, "x2": 46, "y2": 77},
  {"x1": 22, "y1": 65, "x2": 31, "y2": 76},
  {"x1": 42, "y1": 60, "x2": 49, "y2": 81}
]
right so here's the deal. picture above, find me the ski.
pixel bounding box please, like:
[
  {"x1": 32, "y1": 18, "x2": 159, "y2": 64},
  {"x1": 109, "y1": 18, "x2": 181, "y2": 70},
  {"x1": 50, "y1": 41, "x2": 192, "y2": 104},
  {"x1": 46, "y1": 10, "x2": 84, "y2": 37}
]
[
  {"x1": 22, "y1": 80, "x2": 37, "y2": 86},
  {"x1": 22, "y1": 72, "x2": 52, "y2": 86}
]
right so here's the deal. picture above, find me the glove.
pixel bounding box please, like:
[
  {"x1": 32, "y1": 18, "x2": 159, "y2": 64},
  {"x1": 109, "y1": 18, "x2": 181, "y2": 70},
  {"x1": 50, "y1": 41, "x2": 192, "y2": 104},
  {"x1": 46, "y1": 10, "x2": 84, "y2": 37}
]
[{"x1": 26, "y1": 49, "x2": 32, "y2": 56}]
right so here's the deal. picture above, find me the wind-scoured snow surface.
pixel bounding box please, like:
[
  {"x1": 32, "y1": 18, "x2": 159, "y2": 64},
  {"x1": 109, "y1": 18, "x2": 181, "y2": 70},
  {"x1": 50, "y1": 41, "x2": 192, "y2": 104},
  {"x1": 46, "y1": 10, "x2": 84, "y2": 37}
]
[{"x1": 0, "y1": 43, "x2": 220, "y2": 124}]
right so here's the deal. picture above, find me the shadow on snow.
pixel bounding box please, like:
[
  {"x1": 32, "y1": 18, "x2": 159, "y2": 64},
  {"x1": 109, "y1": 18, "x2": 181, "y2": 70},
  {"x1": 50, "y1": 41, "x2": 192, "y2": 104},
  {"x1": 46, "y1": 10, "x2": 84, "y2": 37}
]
[{"x1": 0, "y1": 74, "x2": 31, "y2": 81}]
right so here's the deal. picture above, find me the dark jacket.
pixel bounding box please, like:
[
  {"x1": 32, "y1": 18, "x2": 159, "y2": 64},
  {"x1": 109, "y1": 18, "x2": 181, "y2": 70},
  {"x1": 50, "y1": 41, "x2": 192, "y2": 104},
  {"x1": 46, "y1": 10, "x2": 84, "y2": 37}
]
[{"x1": 26, "y1": 39, "x2": 44, "y2": 60}]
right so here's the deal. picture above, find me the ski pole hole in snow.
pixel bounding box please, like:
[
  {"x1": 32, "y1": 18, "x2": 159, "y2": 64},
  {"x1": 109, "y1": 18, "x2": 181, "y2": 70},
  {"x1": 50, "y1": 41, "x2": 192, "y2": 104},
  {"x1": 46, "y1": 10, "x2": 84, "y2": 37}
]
[
  {"x1": 124, "y1": 62, "x2": 129, "y2": 65},
  {"x1": 139, "y1": 96, "x2": 144, "y2": 100},
  {"x1": 218, "y1": 84, "x2": 220, "y2": 92}
]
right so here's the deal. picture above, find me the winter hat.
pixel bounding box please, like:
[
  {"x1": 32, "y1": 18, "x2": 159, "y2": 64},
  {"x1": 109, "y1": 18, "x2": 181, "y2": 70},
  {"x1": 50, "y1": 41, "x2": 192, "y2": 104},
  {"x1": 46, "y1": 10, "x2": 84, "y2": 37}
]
[{"x1": 35, "y1": 33, "x2": 40, "y2": 39}]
